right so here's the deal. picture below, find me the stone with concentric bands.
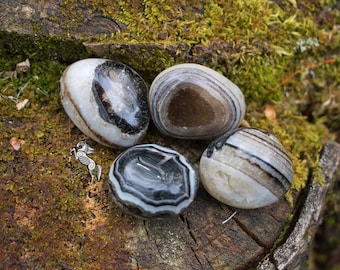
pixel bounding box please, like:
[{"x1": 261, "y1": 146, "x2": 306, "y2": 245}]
[
  {"x1": 199, "y1": 128, "x2": 294, "y2": 209},
  {"x1": 60, "y1": 58, "x2": 149, "y2": 148},
  {"x1": 149, "y1": 63, "x2": 246, "y2": 139},
  {"x1": 108, "y1": 144, "x2": 198, "y2": 218}
]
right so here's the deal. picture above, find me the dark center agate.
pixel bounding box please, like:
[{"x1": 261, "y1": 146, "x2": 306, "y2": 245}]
[
  {"x1": 92, "y1": 61, "x2": 149, "y2": 135},
  {"x1": 108, "y1": 144, "x2": 198, "y2": 218},
  {"x1": 149, "y1": 63, "x2": 246, "y2": 140},
  {"x1": 167, "y1": 83, "x2": 216, "y2": 127}
]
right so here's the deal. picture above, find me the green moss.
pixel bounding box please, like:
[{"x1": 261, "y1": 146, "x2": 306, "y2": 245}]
[
  {"x1": 0, "y1": 60, "x2": 131, "y2": 268},
  {"x1": 1, "y1": 0, "x2": 339, "y2": 267},
  {"x1": 274, "y1": 213, "x2": 294, "y2": 247},
  {"x1": 0, "y1": 31, "x2": 91, "y2": 64},
  {"x1": 3, "y1": 0, "x2": 334, "y2": 103},
  {"x1": 246, "y1": 102, "x2": 330, "y2": 205},
  {"x1": 69, "y1": 0, "x2": 328, "y2": 103}
]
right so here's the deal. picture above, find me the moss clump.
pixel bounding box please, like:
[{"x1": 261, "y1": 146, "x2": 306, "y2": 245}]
[
  {"x1": 0, "y1": 31, "x2": 91, "y2": 65},
  {"x1": 56, "y1": 0, "x2": 333, "y2": 103}
]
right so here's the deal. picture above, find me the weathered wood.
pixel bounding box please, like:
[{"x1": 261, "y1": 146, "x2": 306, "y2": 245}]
[
  {"x1": 0, "y1": 0, "x2": 124, "y2": 38},
  {"x1": 258, "y1": 141, "x2": 340, "y2": 270}
]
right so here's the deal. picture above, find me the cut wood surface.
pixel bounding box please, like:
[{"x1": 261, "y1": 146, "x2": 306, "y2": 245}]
[{"x1": 119, "y1": 140, "x2": 340, "y2": 269}]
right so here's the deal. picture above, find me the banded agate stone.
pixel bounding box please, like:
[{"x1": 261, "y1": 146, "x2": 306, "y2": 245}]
[
  {"x1": 200, "y1": 128, "x2": 294, "y2": 209},
  {"x1": 60, "y1": 58, "x2": 149, "y2": 148},
  {"x1": 108, "y1": 144, "x2": 198, "y2": 218},
  {"x1": 149, "y1": 63, "x2": 246, "y2": 139}
]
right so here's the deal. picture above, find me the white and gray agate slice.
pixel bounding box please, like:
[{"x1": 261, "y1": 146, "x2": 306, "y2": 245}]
[
  {"x1": 149, "y1": 63, "x2": 246, "y2": 139},
  {"x1": 60, "y1": 58, "x2": 149, "y2": 148},
  {"x1": 108, "y1": 144, "x2": 198, "y2": 218},
  {"x1": 200, "y1": 128, "x2": 294, "y2": 209}
]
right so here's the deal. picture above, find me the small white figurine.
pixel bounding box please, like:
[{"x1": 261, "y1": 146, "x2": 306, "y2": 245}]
[{"x1": 70, "y1": 141, "x2": 102, "y2": 184}]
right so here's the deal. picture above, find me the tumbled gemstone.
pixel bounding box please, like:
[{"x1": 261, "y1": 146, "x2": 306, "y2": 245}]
[
  {"x1": 200, "y1": 128, "x2": 294, "y2": 209},
  {"x1": 108, "y1": 144, "x2": 198, "y2": 218},
  {"x1": 149, "y1": 63, "x2": 246, "y2": 139},
  {"x1": 60, "y1": 58, "x2": 149, "y2": 148}
]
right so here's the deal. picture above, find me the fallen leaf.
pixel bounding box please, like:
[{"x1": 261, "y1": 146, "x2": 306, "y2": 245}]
[
  {"x1": 264, "y1": 104, "x2": 276, "y2": 121},
  {"x1": 240, "y1": 119, "x2": 251, "y2": 128},
  {"x1": 10, "y1": 137, "x2": 21, "y2": 151}
]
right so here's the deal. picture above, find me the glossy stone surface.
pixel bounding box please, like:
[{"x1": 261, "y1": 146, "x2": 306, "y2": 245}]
[
  {"x1": 200, "y1": 128, "x2": 294, "y2": 209},
  {"x1": 108, "y1": 144, "x2": 198, "y2": 218},
  {"x1": 149, "y1": 63, "x2": 246, "y2": 139},
  {"x1": 60, "y1": 58, "x2": 149, "y2": 148}
]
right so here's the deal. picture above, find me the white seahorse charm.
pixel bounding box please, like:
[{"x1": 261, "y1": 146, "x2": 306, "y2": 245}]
[{"x1": 70, "y1": 140, "x2": 102, "y2": 184}]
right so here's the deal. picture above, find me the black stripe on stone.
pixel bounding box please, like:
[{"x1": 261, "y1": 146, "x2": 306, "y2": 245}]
[
  {"x1": 240, "y1": 129, "x2": 293, "y2": 169},
  {"x1": 62, "y1": 85, "x2": 118, "y2": 147},
  {"x1": 205, "y1": 129, "x2": 239, "y2": 158},
  {"x1": 224, "y1": 143, "x2": 291, "y2": 195},
  {"x1": 112, "y1": 150, "x2": 191, "y2": 207}
]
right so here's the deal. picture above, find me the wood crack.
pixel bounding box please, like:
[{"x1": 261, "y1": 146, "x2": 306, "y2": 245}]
[{"x1": 233, "y1": 217, "x2": 267, "y2": 248}]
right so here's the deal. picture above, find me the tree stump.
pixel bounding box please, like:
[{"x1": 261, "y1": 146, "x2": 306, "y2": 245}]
[
  {"x1": 114, "y1": 140, "x2": 340, "y2": 269},
  {"x1": 1, "y1": 1, "x2": 339, "y2": 269}
]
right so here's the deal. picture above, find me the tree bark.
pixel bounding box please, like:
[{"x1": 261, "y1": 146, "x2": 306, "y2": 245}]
[
  {"x1": 122, "y1": 140, "x2": 340, "y2": 269},
  {"x1": 259, "y1": 141, "x2": 340, "y2": 270}
]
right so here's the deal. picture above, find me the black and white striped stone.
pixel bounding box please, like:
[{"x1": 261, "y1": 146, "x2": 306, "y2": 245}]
[
  {"x1": 200, "y1": 128, "x2": 294, "y2": 209},
  {"x1": 108, "y1": 144, "x2": 198, "y2": 218},
  {"x1": 60, "y1": 58, "x2": 149, "y2": 148},
  {"x1": 149, "y1": 63, "x2": 246, "y2": 140}
]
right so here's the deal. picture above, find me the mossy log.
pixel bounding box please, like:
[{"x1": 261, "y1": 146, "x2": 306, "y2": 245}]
[
  {"x1": 0, "y1": 0, "x2": 124, "y2": 38},
  {"x1": 1, "y1": 1, "x2": 339, "y2": 269},
  {"x1": 115, "y1": 141, "x2": 340, "y2": 270}
]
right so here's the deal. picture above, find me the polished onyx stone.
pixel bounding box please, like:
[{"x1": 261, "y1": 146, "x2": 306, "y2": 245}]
[
  {"x1": 149, "y1": 63, "x2": 246, "y2": 139},
  {"x1": 60, "y1": 58, "x2": 149, "y2": 148},
  {"x1": 200, "y1": 128, "x2": 294, "y2": 209},
  {"x1": 108, "y1": 144, "x2": 198, "y2": 218}
]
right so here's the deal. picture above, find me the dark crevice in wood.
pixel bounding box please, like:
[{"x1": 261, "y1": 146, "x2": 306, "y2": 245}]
[
  {"x1": 277, "y1": 170, "x2": 313, "y2": 248},
  {"x1": 183, "y1": 213, "x2": 216, "y2": 269},
  {"x1": 182, "y1": 214, "x2": 202, "y2": 267},
  {"x1": 178, "y1": 213, "x2": 185, "y2": 224},
  {"x1": 267, "y1": 173, "x2": 312, "y2": 269},
  {"x1": 205, "y1": 255, "x2": 214, "y2": 270},
  {"x1": 188, "y1": 229, "x2": 198, "y2": 246},
  {"x1": 182, "y1": 215, "x2": 198, "y2": 245},
  {"x1": 233, "y1": 216, "x2": 266, "y2": 248},
  {"x1": 192, "y1": 252, "x2": 203, "y2": 269},
  {"x1": 143, "y1": 219, "x2": 150, "y2": 240}
]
